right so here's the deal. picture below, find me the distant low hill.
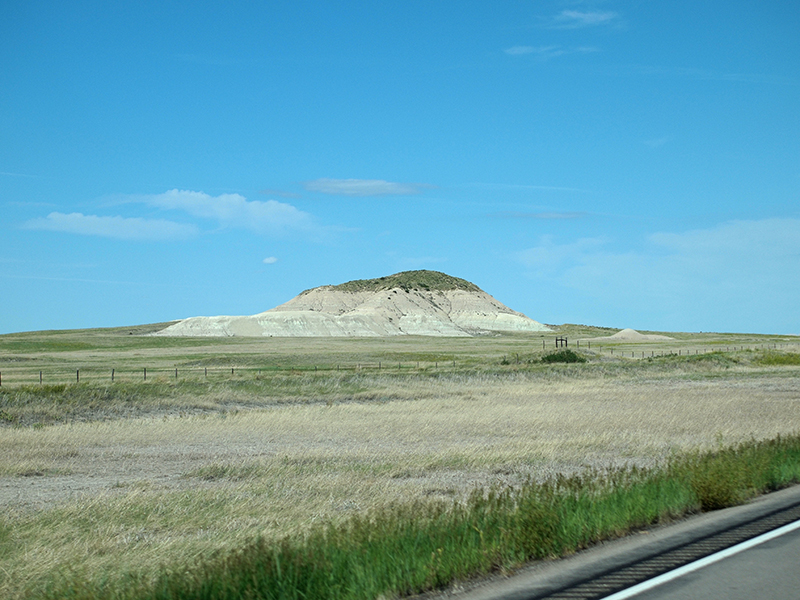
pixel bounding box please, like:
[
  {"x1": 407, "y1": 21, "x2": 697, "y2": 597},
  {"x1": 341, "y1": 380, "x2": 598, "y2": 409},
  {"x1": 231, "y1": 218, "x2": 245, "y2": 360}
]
[{"x1": 156, "y1": 270, "x2": 551, "y2": 337}]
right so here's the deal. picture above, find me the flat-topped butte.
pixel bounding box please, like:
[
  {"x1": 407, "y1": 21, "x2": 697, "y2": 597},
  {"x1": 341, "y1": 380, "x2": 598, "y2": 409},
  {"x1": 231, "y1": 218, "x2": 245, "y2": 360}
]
[{"x1": 157, "y1": 270, "x2": 549, "y2": 337}]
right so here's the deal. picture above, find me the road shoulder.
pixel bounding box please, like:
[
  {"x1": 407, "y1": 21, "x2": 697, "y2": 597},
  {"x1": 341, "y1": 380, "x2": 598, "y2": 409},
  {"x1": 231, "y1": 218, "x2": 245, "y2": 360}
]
[{"x1": 420, "y1": 483, "x2": 800, "y2": 600}]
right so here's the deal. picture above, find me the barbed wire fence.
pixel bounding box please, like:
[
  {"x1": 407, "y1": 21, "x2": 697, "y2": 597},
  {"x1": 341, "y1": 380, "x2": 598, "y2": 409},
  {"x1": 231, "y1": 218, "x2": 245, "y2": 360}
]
[{"x1": 0, "y1": 341, "x2": 797, "y2": 388}]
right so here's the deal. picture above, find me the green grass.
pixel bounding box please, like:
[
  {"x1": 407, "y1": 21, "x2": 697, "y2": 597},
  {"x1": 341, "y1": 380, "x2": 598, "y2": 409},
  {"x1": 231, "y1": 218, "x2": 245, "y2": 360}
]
[
  {"x1": 755, "y1": 351, "x2": 800, "y2": 366},
  {"x1": 540, "y1": 349, "x2": 587, "y2": 364},
  {"x1": 0, "y1": 374, "x2": 383, "y2": 426},
  {"x1": 641, "y1": 351, "x2": 741, "y2": 368},
  {"x1": 4, "y1": 345, "x2": 800, "y2": 427},
  {"x1": 34, "y1": 434, "x2": 800, "y2": 600},
  {"x1": 2, "y1": 325, "x2": 799, "y2": 597},
  {"x1": 324, "y1": 270, "x2": 481, "y2": 293},
  {"x1": 2, "y1": 323, "x2": 795, "y2": 386}
]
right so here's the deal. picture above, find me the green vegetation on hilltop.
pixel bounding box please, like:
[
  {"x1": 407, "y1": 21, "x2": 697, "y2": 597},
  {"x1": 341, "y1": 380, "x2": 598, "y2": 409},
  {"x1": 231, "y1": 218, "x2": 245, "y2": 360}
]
[{"x1": 323, "y1": 270, "x2": 482, "y2": 293}]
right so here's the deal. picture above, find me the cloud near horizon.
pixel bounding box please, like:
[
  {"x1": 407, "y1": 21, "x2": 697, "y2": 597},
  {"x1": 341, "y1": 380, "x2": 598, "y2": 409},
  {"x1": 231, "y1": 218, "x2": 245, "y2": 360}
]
[
  {"x1": 23, "y1": 212, "x2": 198, "y2": 241},
  {"x1": 303, "y1": 178, "x2": 429, "y2": 197},
  {"x1": 516, "y1": 218, "x2": 800, "y2": 332}
]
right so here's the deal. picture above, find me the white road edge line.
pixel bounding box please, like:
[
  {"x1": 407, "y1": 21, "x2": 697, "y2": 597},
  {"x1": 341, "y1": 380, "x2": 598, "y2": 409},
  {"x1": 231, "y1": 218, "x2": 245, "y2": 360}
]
[{"x1": 601, "y1": 518, "x2": 800, "y2": 600}]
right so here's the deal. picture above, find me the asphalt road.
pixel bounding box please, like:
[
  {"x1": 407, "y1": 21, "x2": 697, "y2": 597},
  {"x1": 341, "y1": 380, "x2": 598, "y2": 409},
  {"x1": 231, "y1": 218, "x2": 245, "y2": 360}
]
[
  {"x1": 610, "y1": 522, "x2": 800, "y2": 600},
  {"x1": 432, "y1": 484, "x2": 800, "y2": 600}
]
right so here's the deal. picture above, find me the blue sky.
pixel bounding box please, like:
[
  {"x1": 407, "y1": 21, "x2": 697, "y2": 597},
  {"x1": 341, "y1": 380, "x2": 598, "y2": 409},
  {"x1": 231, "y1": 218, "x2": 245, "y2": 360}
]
[{"x1": 2, "y1": 1, "x2": 798, "y2": 335}]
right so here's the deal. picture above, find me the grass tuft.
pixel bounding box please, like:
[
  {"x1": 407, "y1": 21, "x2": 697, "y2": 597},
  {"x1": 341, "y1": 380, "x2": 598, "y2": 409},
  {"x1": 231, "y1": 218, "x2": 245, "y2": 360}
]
[
  {"x1": 681, "y1": 436, "x2": 800, "y2": 510},
  {"x1": 755, "y1": 351, "x2": 800, "y2": 366},
  {"x1": 541, "y1": 349, "x2": 587, "y2": 364}
]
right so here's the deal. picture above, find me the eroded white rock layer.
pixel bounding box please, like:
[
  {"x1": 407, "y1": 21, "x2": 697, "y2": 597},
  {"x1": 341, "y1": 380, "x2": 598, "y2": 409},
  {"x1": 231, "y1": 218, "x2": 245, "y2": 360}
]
[{"x1": 156, "y1": 287, "x2": 551, "y2": 337}]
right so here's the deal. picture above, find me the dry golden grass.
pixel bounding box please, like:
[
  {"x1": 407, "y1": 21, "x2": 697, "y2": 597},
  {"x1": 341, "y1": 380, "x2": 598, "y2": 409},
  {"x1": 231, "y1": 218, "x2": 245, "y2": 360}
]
[{"x1": 2, "y1": 370, "x2": 800, "y2": 597}]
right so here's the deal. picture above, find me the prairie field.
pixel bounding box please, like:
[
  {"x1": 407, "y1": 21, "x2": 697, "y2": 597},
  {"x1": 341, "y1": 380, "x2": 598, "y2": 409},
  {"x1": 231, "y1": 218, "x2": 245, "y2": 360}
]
[{"x1": 1, "y1": 324, "x2": 799, "y2": 598}]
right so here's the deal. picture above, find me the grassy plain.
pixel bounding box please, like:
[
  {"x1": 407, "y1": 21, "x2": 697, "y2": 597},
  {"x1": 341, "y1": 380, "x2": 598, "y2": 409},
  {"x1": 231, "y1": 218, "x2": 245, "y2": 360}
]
[{"x1": 1, "y1": 324, "x2": 799, "y2": 598}]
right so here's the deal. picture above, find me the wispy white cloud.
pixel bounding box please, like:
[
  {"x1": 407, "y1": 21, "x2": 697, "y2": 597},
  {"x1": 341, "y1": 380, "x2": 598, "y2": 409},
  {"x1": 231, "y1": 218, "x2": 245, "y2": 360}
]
[
  {"x1": 504, "y1": 45, "x2": 599, "y2": 59},
  {"x1": 648, "y1": 219, "x2": 800, "y2": 258},
  {"x1": 0, "y1": 272, "x2": 143, "y2": 285},
  {"x1": 491, "y1": 211, "x2": 587, "y2": 219},
  {"x1": 6, "y1": 200, "x2": 57, "y2": 208},
  {"x1": 643, "y1": 136, "x2": 672, "y2": 148},
  {"x1": 262, "y1": 256, "x2": 278, "y2": 264},
  {"x1": 146, "y1": 189, "x2": 313, "y2": 234},
  {"x1": 173, "y1": 53, "x2": 238, "y2": 67},
  {"x1": 516, "y1": 235, "x2": 607, "y2": 276},
  {"x1": 23, "y1": 212, "x2": 198, "y2": 241},
  {"x1": 1, "y1": 171, "x2": 39, "y2": 178},
  {"x1": 23, "y1": 190, "x2": 316, "y2": 242},
  {"x1": 467, "y1": 182, "x2": 589, "y2": 193},
  {"x1": 553, "y1": 10, "x2": 619, "y2": 28},
  {"x1": 615, "y1": 64, "x2": 796, "y2": 86},
  {"x1": 303, "y1": 178, "x2": 430, "y2": 197},
  {"x1": 504, "y1": 45, "x2": 554, "y2": 56}
]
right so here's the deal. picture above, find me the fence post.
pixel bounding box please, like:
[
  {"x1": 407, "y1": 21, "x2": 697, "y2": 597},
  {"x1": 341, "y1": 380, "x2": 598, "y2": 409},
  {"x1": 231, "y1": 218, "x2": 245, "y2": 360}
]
[
  {"x1": 112, "y1": 368, "x2": 115, "y2": 383},
  {"x1": 40, "y1": 371, "x2": 43, "y2": 384},
  {"x1": 205, "y1": 367, "x2": 207, "y2": 378},
  {"x1": 175, "y1": 368, "x2": 178, "y2": 380},
  {"x1": 144, "y1": 367, "x2": 147, "y2": 381},
  {"x1": 77, "y1": 369, "x2": 80, "y2": 383}
]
